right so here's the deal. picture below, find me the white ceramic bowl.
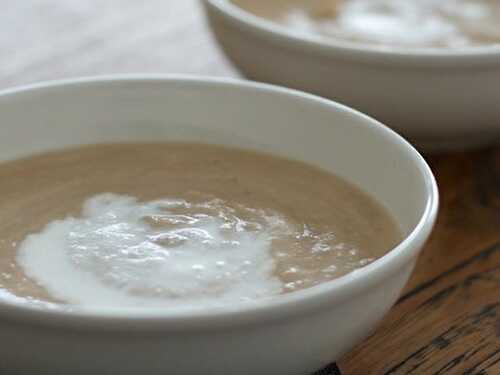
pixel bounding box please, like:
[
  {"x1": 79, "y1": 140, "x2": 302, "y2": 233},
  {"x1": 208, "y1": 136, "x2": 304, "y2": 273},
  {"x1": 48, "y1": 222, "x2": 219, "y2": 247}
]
[
  {"x1": 203, "y1": 0, "x2": 500, "y2": 151},
  {"x1": 0, "y1": 76, "x2": 438, "y2": 375}
]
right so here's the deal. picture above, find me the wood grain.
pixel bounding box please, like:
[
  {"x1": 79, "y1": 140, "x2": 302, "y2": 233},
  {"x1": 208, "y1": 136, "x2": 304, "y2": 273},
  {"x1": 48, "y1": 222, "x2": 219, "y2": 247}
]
[{"x1": 1, "y1": 1, "x2": 499, "y2": 374}]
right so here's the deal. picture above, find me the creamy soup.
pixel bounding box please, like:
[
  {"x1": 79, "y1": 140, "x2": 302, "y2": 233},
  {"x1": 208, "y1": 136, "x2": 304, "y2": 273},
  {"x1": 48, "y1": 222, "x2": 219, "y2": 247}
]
[
  {"x1": 0, "y1": 143, "x2": 400, "y2": 310},
  {"x1": 232, "y1": 0, "x2": 500, "y2": 48}
]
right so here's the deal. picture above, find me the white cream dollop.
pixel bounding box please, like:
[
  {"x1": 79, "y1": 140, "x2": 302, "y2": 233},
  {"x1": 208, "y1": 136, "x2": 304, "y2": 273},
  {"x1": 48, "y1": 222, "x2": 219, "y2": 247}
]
[
  {"x1": 17, "y1": 193, "x2": 285, "y2": 309},
  {"x1": 283, "y1": 0, "x2": 500, "y2": 48}
]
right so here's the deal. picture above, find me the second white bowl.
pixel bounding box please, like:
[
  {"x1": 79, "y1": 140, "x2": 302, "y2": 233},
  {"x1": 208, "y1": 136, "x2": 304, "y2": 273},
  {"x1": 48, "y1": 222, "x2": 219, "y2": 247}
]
[{"x1": 204, "y1": 0, "x2": 500, "y2": 151}]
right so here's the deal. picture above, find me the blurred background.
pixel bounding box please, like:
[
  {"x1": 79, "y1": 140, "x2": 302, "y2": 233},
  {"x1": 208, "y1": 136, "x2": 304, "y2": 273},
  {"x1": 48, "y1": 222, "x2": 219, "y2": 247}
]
[{"x1": 2, "y1": 1, "x2": 236, "y2": 89}]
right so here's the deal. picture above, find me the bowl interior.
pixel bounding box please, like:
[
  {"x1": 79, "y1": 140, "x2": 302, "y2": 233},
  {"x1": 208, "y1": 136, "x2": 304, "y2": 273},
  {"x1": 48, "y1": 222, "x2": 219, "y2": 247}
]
[{"x1": 0, "y1": 77, "x2": 432, "y2": 238}]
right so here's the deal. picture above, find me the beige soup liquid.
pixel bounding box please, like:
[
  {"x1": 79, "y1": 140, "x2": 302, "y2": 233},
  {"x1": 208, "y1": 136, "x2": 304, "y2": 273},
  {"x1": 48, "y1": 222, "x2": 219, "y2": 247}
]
[
  {"x1": 233, "y1": 0, "x2": 500, "y2": 48},
  {"x1": 0, "y1": 143, "x2": 401, "y2": 310}
]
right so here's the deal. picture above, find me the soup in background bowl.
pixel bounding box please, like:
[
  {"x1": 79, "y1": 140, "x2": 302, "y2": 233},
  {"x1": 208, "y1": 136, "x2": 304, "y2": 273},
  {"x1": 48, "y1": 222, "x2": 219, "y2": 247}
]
[{"x1": 232, "y1": 0, "x2": 500, "y2": 49}]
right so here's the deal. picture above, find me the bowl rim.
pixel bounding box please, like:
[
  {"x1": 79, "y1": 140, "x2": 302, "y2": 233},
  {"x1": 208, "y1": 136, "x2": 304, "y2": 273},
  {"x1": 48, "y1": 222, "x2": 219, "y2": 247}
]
[
  {"x1": 204, "y1": 0, "x2": 500, "y2": 67},
  {"x1": 0, "y1": 75, "x2": 438, "y2": 330}
]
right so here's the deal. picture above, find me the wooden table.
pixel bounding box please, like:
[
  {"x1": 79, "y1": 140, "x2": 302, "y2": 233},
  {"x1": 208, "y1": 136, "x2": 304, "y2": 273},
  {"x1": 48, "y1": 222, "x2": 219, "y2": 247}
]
[{"x1": 2, "y1": 1, "x2": 499, "y2": 374}]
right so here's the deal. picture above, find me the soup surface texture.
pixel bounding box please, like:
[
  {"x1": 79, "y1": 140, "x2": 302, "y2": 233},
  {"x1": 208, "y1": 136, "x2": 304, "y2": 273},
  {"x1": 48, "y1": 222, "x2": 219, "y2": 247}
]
[{"x1": 0, "y1": 143, "x2": 401, "y2": 309}]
